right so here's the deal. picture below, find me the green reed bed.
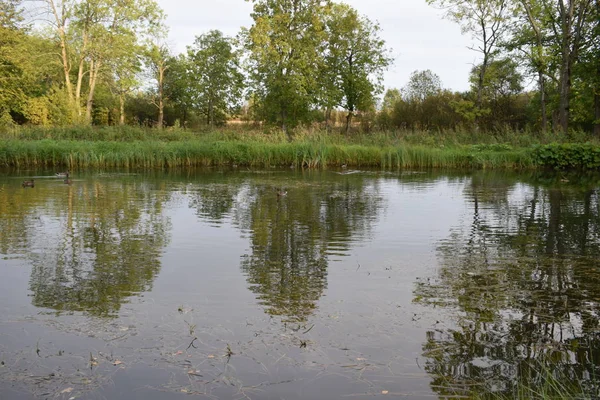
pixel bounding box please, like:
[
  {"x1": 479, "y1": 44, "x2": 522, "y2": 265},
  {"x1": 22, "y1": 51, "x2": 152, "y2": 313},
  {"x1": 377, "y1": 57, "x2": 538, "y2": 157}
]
[
  {"x1": 0, "y1": 138, "x2": 540, "y2": 170},
  {"x1": 2, "y1": 126, "x2": 599, "y2": 169}
]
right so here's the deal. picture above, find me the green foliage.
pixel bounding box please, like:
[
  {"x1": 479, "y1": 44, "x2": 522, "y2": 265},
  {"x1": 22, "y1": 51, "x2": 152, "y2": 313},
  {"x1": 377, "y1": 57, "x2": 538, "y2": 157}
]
[
  {"x1": 403, "y1": 70, "x2": 442, "y2": 102},
  {"x1": 23, "y1": 97, "x2": 50, "y2": 126},
  {"x1": 322, "y1": 3, "x2": 391, "y2": 131},
  {"x1": 0, "y1": 108, "x2": 15, "y2": 127},
  {"x1": 533, "y1": 143, "x2": 600, "y2": 170},
  {"x1": 184, "y1": 30, "x2": 244, "y2": 126},
  {"x1": 243, "y1": 0, "x2": 328, "y2": 132}
]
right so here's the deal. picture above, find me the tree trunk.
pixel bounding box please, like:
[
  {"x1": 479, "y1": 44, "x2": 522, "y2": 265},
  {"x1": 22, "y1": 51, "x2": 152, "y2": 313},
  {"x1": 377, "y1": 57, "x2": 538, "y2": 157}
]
[
  {"x1": 119, "y1": 93, "x2": 125, "y2": 125},
  {"x1": 594, "y1": 89, "x2": 600, "y2": 137},
  {"x1": 558, "y1": 50, "x2": 572, "y2": 134},
  {"x1": 86, "y1": 59, "x2": 100, "y2": 123},
  {"x1": 59, "y1": 31, "x2": 73, "y2": 103},
  {"x1": 595, "y1": 0, "x2": 600, "y2": 137},
  {"x1": 157, "y1": 64, "x2": 164, "y2": 129},
  {"x1": 539, "y1": 71, "x2": 548, "y2": 134},
  {"x1": 75, "y1": 33, "x2": 88, "y2": 115},
  {"x1": 345, "y1": 111, "x2": 353, "y2": 135},
  {"x1": 325, "y1": 108, "x2": 331, "y2": 132},
  {"x1": 47, "y1": 0, "x2": 73, "y2": 104},
  {"x1": 158, "y1": 98, "x2": 164, "y2": 129},
  {"x1": 477, "y1": 64, "x2": 486, "y2": 109},
  {"x1": 595, "y1": 34, "x2": 600, "y2": 137}
]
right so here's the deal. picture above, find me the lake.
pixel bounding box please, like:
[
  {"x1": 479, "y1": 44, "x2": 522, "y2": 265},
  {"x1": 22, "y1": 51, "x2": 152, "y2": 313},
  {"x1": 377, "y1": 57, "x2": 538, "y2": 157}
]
[{"x1": 0, "y1": 168, "x2": 599, "y2": 399}]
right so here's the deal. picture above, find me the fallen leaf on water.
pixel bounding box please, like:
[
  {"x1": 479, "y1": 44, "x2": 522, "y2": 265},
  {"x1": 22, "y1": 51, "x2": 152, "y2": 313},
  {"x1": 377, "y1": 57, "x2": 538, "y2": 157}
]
[
  {"x1": 60, "y1": 388, "x2": 73, "y2": 394},
  {"x1": 113, "y1": 360, "x2": 123, "y2": 366},
  {"x1": 382, "y1": 390, "x2": 389, "y2": 394}
]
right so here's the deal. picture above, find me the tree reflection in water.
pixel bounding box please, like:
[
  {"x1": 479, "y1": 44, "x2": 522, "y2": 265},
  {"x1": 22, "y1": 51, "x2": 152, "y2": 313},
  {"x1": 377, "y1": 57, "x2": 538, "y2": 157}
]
[
  {"x1": 230, "y1": 174, "x2": 383, "y2": 323},
  {"x1": 0, "y1": 179, "x2": 171, "y2": 317},
  {"x1": 415, "y1": 172, "x2": 600, "y2": 398}
]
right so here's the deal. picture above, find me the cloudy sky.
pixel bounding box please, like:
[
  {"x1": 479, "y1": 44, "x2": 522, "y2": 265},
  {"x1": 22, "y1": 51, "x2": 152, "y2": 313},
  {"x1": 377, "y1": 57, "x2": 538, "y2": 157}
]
[{"x1": 156, "y1": 0, "x2": 477, "y2": 92}]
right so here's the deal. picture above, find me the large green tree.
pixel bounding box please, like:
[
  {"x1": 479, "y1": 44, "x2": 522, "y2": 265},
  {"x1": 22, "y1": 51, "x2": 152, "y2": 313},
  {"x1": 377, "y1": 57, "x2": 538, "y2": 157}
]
[
  {"x1": 35, "y1": 0, "x2": 164, "y2": 123},
  {"x1": 243, "y1": 0, "x2": 329, "y2": 136},
  {"x1": 322, "y1": 3, "x2": 391, "y2": 133},
  {"x1": 186, "y1": 30, "x2": 244, "y2": 127}
]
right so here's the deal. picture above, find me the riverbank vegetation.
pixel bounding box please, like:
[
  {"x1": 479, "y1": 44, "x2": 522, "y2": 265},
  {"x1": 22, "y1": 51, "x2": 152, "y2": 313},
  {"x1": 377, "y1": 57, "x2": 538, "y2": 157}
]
[
  {"x1": 2, "y1": 126, "x2": 600, "y2": 170},
  {"x1": 1, "y1": 0, "x2": 598, "y2": 139}
]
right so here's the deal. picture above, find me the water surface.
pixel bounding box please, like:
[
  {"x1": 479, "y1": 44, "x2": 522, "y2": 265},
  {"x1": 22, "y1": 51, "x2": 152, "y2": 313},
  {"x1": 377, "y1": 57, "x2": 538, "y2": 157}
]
[{"x1": 0, "y1": 168, "x2": 599, "y2": 399}]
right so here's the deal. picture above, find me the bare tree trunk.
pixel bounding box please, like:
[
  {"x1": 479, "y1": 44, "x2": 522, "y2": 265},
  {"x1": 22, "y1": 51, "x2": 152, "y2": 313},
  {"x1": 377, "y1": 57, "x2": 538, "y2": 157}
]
[
  {"x1": 86, "y1": 59, "x2": 100, "y2": 122},
  {"x1": 119, "y1": 93, "x2": 125, "y2": 125},
  {"x1": 75, "y1": 33, "x2": 88, "y2": 115},
  {"x1": 47, "y1": 0, "x2": 73, "y2": 103}
]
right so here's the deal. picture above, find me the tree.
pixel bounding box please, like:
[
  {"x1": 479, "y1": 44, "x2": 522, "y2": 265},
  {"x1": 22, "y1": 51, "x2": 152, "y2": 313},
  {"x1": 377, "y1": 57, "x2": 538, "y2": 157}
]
[
  {"x1": 322, "y1": 3, "x2": 392, "y2": 133},
  {"x1": 243, "y1": 0, "x2": 329, "y2": 137},
  {"x1": 426, "y1": 0, "x2": 510, "y2": 109},
  {"x1": 163, "y1": 54, "x2": 193, "y2": 127},
  {"x1": 186, "y1": 30, "x2": 244, "y2": 127},
  {"x1": 146, "y1": 42, "x2": 171, "y2": 129},
  {"x1": 35, "y1": 0, "x2": 164, "y2": 122},
  {"x1": 403, "y1": 70, "x2": 442, "y2": 102},
  {"x1": 381, "y1": 88, "x2": 401, "y2": 112},
  {"x1": 470, "y1": 58, "x2": 525, "y2": 129},
  {"x1": 508, "y1": 0, "x2": 555, "y2": 133},
  {"x1": 0, "y1": 0, "x2": 25, "y2": 121},
  {"x1": 110, "y1": 48, "x2": 142, "y2": 125},
  {"x1": 552, "y1": 0, "x2": 595, "y2": 133}
]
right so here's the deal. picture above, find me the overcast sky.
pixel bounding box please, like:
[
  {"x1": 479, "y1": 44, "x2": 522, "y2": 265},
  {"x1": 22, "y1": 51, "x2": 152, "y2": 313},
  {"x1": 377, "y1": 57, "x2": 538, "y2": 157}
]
[{"x1": 156, "y1": 0, "x2": 477, "y2": 92}]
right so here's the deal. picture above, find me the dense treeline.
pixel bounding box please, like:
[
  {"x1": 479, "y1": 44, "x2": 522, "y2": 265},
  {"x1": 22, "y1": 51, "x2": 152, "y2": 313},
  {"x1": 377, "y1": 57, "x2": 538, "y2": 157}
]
[{"x1": 0, "y1": 0, "x2": 598, "y2": 136}]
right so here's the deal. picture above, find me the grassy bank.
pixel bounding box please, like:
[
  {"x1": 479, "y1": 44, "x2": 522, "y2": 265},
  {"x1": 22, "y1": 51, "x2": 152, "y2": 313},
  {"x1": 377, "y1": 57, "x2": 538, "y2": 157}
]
[
  {"x1": 0, "y1": 139, "x2": 535, "y2": 169},
  {"x1": 0, "y1": 126, "x2": 598, "y2": 170}
]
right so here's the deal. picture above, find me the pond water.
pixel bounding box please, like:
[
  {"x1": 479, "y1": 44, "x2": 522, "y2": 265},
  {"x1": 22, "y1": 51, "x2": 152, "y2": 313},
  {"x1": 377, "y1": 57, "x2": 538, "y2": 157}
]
[{"x1": 0, "y1": 168, "x2": 599, "y2": 399}]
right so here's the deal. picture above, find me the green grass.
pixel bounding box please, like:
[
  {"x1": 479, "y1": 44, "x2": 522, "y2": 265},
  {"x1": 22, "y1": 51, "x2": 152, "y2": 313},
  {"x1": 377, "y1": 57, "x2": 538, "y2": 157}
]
[
  {"x1": 0, "y1": 139, "x2": 536, "y2": 169},
  {"x1": 0, "y1": 126, "x2": 597, "y2": 170}
]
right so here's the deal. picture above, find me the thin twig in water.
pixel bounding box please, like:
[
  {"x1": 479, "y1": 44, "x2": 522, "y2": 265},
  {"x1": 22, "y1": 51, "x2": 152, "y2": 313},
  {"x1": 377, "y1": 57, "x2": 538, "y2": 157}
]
[
  {"x1": 186, "y1": 337, "x2": 198, "y2": 350},
  {"x1": 303, "y1": 324, "x2": 315, "y2": 334}
]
